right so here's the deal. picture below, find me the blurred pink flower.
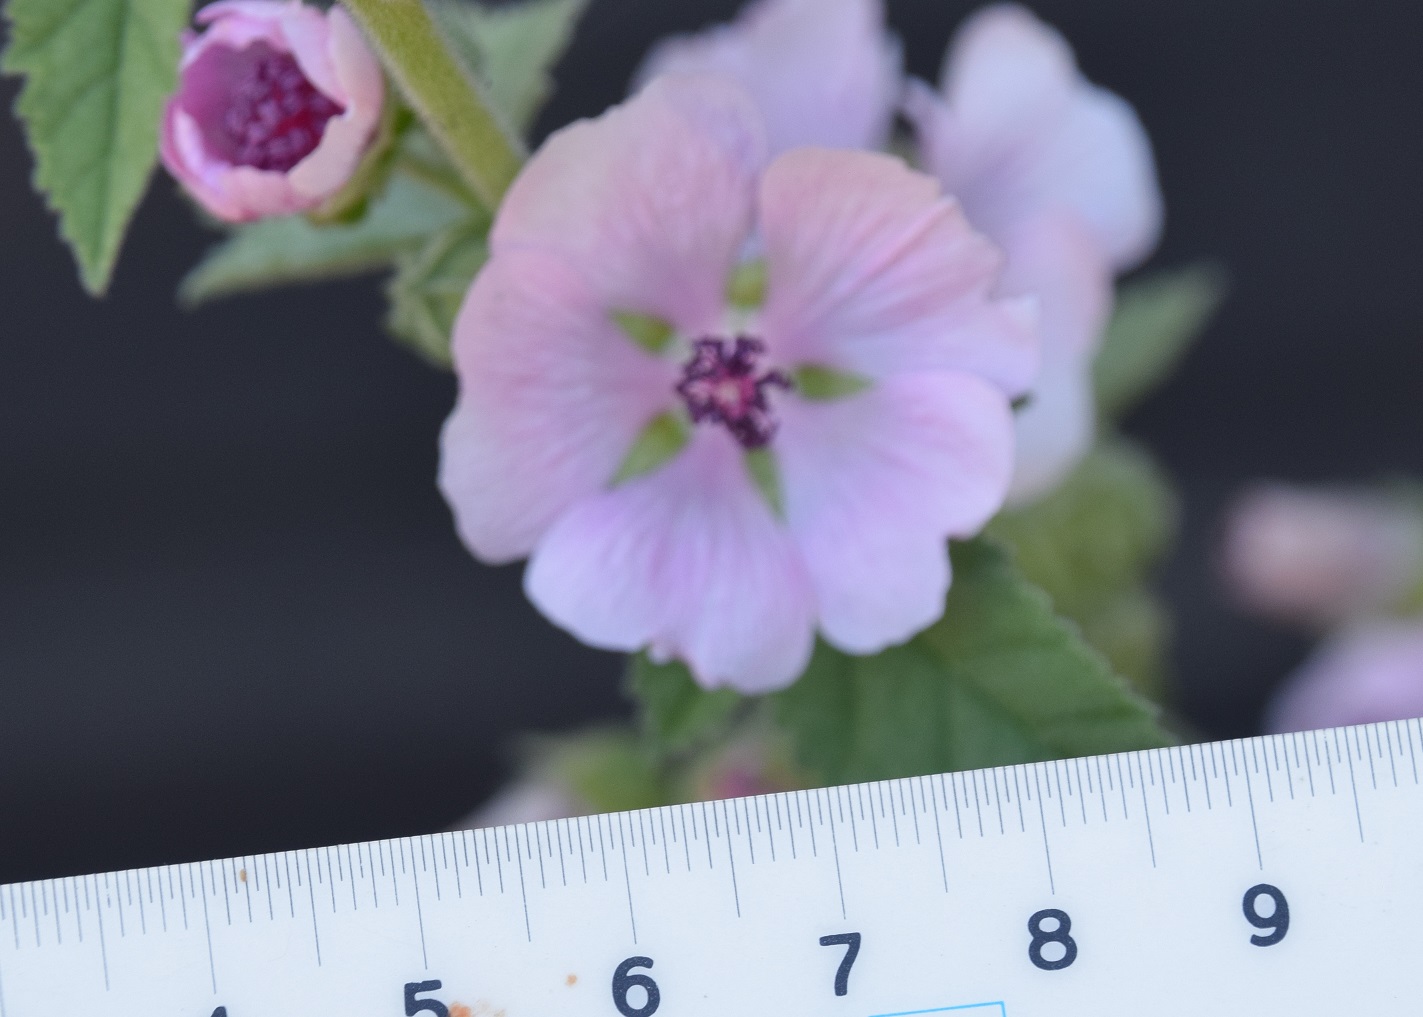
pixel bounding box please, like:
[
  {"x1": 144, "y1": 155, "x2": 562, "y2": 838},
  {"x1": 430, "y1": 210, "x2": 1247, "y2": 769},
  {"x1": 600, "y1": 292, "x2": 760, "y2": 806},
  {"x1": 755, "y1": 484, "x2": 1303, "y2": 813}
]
[
  {"x1": 690, "y1": 733, "x2": 805, "y2": 802},
  {"x1": 905, "y1": 5, "x2": 1162, "y2": 502},
  {"x1": 1223, "y1": 483, "x2": 1423, "y2": 627},
  {"x1": 1267, "y1": 621, "x2": 1423, "y2": 733},
  {"x1": 161, "y1": 0, "x2": 384, "y2": 222},
  {"x1": 439, "y1": 76, "x2": 1037, "y2": 693},
  {"x1": 635, "y1": 0, "x2": 901, "y2": 156}
]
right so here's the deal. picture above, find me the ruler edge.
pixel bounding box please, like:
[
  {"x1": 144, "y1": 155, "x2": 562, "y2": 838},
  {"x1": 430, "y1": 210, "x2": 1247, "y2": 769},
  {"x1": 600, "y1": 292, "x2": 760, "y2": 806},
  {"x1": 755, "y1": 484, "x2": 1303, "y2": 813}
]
[{"x1": 4, "y1": 718, "x2": 1418, "y2": 900}]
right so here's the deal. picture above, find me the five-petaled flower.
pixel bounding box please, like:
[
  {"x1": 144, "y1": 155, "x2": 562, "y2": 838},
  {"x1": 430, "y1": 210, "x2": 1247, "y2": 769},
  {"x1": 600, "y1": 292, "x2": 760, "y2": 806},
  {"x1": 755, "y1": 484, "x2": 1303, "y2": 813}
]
[
  {"x1": 439, "y1": 76, "x2": 1037, "y2": 693},
  {"x1": 906, "y1": 5, "x2": 1163, "y2": 501},
  {"x1": 161, "y1": 0, "x2": 385, "y2": 222},
  {"x1": 640, "y1": 0, "x2": 1163, "y2": 503}
]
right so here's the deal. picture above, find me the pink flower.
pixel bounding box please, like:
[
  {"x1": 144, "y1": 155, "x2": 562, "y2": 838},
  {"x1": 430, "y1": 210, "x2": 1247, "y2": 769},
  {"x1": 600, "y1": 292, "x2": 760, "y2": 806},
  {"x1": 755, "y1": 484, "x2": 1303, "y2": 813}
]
[
  {"x1": 438, "y1": 76, "x2": 1036, "y2": 693},
  {"x1": 1267, "y1": 621, "x2": 1423, "y2": 733},
  {"x1": 635, "y1": 0, "x2": 901, "y2": 156},
  {"x1": 905, "y1": 5, "x2": 1162, "y2": 501},
  {"x1": 161, "y1": 1, "x2": 384, "y2": 222},
  {"x1": 1223, "y1": 483, "x2": 1423, "y2": 628}
]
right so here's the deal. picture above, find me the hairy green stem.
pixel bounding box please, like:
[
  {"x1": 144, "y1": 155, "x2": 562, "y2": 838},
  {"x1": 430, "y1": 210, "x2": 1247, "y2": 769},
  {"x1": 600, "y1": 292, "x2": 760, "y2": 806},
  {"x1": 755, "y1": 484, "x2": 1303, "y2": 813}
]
[{"x1": 344, "y1": 0, "x2": 524, "y2": 210}]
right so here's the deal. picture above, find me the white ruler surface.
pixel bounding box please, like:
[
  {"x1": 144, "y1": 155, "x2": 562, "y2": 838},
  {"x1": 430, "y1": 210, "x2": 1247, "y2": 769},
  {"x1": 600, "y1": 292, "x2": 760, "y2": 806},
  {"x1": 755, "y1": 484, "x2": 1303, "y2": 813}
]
[{"x1": 2, "y1": 721, "x2": 1421, "y2": 1015}]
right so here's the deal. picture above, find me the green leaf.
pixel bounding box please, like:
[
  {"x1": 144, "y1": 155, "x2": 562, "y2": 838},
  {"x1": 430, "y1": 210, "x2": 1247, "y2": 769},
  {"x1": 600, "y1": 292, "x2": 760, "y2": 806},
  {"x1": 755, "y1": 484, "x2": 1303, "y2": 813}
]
[
  {"x1": 179, "y1": 174, "x2": 468, "y2": 305},
  {"x1": 1094, "y1": 263, "x2": 1227, "y2": 419},
  {"x1": 626, "y1": 654, "x2": 744, "y2": 757},
  {"x1": 986, "y1": 436, "x2": 1177, "y2": 620},
  {"x1": 987, "y1": 436, "x2": 1178, "y2": 692},
  {"x1": 613, "y1": 412, "x2": 689, "y2": 484},
  {"x1": 4, "y1": 0, "x2": 192, "y2": 294},
  {"x1": 385, "y1": 219, "x2": 489, "y2": 367},
  {"x1": 792, "y1": 364, "x2": 873, "y2": 401},
  {"x1": 428, "y1": 0, "x2": 587, "y2": 132},
  {"x1": 1072, "y1": 589, "x2": 1171, "y2": 701},
  {"x1": 533, "y1": 728, "x2": 669, "y2": 814},
  {"x1": 771, "y1": 539, "x2": 1173, "y2": 784},
  {"x1": 612, "y1": 311, "x2": 675, "y2": 355}
]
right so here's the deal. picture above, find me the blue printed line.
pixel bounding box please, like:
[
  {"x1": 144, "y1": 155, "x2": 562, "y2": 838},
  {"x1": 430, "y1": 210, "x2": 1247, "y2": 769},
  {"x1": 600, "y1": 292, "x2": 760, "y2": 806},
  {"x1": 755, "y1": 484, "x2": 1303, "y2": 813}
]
[{"x1": 869, "y1": 1004, "x2": 1006, "y2": 1017}]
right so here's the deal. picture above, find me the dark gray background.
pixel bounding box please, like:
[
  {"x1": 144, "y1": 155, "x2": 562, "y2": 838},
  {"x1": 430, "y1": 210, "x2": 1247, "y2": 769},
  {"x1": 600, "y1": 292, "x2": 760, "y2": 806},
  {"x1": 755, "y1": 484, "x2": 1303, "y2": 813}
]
[{"x1": 2, "y1": 0, "x2": 1421, "y2": 884}]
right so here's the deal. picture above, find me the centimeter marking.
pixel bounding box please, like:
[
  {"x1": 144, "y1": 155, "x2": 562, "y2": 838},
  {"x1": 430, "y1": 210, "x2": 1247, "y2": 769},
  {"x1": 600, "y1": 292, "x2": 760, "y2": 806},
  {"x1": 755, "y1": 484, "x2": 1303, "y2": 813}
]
[{"x1": 1, "y1": 720, "x2": 1420, "y2": 1016}]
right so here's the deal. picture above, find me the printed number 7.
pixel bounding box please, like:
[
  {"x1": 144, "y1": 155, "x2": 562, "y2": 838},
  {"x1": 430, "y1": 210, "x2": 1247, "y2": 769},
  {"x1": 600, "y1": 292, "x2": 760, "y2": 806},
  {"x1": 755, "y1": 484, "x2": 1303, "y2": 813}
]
[{"x1": 819, "y1": 932, "x2": 862, "y2": 996}]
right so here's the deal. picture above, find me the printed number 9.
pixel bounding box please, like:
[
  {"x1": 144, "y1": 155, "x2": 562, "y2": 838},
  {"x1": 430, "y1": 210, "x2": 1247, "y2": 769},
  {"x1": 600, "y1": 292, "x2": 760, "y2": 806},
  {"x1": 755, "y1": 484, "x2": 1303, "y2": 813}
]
[
  {"x1": 612, "y1": 956, "x2": 660, "y2": 1017},
  {"x1": 1242, "y1": 884, "x2": 1290, "y2": 946}
]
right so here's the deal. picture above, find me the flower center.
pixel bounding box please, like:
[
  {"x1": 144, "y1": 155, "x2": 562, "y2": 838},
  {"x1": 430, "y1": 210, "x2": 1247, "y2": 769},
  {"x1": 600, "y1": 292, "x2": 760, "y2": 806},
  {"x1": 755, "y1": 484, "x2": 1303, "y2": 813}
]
[
  {"x1": 221, "y1": 44, "x2": 343, "y2": 172},
  {"x1": 676, "y1": 337, "x2": 791, "y2": 448}
]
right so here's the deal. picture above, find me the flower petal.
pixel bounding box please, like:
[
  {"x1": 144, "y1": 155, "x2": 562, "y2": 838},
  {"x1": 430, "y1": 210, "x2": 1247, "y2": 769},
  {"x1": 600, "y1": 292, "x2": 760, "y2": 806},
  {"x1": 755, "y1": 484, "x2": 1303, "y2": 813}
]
[
  {"x1": 905, "y1": 4, "x2": 1162, "y2": 270},
  {"x1": 1000, "y1": 212, "x2": 1112, "y2": 502},
  {"x1": 776, "y1": 372, "x2": 1015, "y2": 653},
  {"x1": 439, "y1": 248, "x2": 678, "y2": 563},
  {"x1": 492, "y1": 75, "x2": 766, "y2": 336},
  {"x1": 759, "y1": 148, "x2": 1036, "y2": 395},
  {"x1": 1007, "y1": 354, "x2": 1094, "y2": 505},
  {"x1": 526, "y1": 428, "x2": 817, "y2": 693},
  {"x1": 1267, "y1": 622, "x2": 1423, "y2": 733},
  {"x1": 635, "y1": 0, "x2": 901, "y2": 155}
]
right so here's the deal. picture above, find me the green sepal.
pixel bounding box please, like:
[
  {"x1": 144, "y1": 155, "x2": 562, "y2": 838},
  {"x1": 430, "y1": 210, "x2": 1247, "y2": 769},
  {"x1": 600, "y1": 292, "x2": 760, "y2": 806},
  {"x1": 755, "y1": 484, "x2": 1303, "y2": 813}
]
[
  {"x1": 614, "y1": 413, "x2": 690, "y2": 485},
  {"x1": 792, "y1": 364, "x2": 873, "y2": 401},
  {"x1": 626, "y1": 654, "x2": 745, "y2": 759},
  {"x1": 745, "y1": 447, "x2": 785, "y2": 517},
  {"x1": 726, "y1": 260, "x2": 768, "y2": 309},
  {"x1": 1094, "y1": 263, "x2": 1227, "y2": 420},
  {"x1": 770, "y1": 539, "x2": 1174, "y2": 785},
  {"x1": 179, "y1": 174, "x2": 468, "y2": 306},
  {"x1": 3, "y1": 0, "x2": 192, "y2": 294},
  {"x1": 385, "y1": 220, "x2": 490, "y2": 368},
  {"x1": 612, "y1": 311, "x2": 676, "y2": 355}
]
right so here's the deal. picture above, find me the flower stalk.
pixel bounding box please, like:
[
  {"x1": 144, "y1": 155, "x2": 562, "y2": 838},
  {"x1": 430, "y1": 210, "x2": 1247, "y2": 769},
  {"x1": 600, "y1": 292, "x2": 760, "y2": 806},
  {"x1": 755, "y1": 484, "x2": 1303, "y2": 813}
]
[{"x1": 343, "y1": 0, "x2": 524, "y2": 211}]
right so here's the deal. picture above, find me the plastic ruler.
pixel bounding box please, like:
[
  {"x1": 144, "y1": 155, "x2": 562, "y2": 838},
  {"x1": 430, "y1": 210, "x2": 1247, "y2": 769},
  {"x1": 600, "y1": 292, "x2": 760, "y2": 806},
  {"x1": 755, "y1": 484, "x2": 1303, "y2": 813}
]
[{"x1": 2, "y1": 720, "x2": 1421, "y2": 1015}]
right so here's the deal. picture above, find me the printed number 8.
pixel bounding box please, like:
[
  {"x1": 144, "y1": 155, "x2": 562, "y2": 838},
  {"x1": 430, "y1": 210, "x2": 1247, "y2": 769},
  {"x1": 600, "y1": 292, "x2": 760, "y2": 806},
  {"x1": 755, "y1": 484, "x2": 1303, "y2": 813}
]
[{"x1": 1027, "y1": 908, "x2": 1077, "y2": 971}]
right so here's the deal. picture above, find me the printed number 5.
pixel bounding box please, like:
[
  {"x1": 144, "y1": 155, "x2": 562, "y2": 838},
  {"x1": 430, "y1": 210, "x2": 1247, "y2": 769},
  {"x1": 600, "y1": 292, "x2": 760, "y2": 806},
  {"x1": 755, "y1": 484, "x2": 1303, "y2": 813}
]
[
  {"x1": 818, "y1": 933, "x2": 862, "y2": 996},
  {"x1": 405, "y1": 980, "x2": 451, "y2": 1017}
]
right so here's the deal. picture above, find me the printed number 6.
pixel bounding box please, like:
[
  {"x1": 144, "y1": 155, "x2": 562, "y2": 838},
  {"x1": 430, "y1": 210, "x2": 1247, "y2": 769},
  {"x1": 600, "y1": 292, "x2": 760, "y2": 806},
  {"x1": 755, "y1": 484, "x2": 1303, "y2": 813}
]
[{"x1": 612, "y1": 956, "x2": 660, "y2": 1017}]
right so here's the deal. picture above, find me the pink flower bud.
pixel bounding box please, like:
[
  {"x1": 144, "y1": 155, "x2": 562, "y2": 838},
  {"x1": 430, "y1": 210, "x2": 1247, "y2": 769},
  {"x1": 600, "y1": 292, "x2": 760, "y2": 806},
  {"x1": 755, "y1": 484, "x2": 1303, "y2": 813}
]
[
  {"x1": 161, "y1": 1, "x2": 384, "y2": 222},
  {"x1": 1222, "y1": 483, "x2": 1423, "y2": 627}
]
